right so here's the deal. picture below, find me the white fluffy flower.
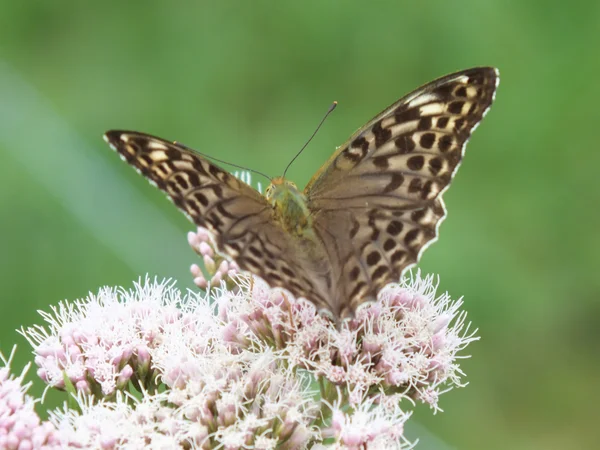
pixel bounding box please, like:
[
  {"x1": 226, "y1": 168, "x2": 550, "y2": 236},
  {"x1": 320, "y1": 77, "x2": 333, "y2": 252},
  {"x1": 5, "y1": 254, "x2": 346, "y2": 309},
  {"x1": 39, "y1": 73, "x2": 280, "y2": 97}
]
[{"x1": 18, "y1": 265, "x2": 477, "y2": 448}]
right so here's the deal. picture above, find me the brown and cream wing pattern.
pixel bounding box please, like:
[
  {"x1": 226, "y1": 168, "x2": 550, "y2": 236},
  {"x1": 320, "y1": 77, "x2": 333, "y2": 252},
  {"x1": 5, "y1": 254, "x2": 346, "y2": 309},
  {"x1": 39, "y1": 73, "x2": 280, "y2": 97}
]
[
  {"x1": 305, "y1": 67, "x2": 499, "y2": 318},
  {"x1": 103, "y1": 131, "x2": 329, "y2": 307}
]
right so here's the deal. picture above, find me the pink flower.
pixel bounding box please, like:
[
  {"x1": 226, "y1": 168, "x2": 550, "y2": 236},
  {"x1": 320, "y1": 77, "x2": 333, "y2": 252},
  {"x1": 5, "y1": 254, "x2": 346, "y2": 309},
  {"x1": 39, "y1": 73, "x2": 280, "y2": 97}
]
[
  {"x1": 214, "y1": 269, "x2": 478, "y2": 410},
  {"x1": 17, "y1": 227, "x2": 478, "y2": 448},
  {"x1": 20, "y1": 277, "x2": 212, "y2": 398},
  {"x1": 0, "y1": 347, "x2": 60, "y2": 449},
  {"x1": 189, "y1": 227, "x2": 240, "y2": 290}
]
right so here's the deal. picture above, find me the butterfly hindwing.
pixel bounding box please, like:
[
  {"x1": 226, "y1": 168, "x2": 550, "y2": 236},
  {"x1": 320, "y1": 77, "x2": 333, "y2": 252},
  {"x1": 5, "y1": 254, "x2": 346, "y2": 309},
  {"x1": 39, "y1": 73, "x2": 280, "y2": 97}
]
[{"x1": 305, "y1": 67, "x2": 499, "y2": 318}]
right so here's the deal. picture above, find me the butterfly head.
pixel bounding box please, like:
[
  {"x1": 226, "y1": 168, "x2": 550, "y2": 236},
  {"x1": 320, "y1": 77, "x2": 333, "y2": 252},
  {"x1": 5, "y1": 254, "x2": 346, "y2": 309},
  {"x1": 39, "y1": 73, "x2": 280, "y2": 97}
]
[
  {"x1": 265, "y1": 177, "x2": 311, "y2": 236},
  {"x1": 265, "y1": 177, "x2": 297, "y2": 199}
]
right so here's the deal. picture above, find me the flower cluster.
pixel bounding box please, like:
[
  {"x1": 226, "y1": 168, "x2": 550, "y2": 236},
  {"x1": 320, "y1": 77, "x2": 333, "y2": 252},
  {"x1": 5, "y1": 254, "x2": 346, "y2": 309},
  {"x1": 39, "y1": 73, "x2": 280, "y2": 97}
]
[
  {"x1": 20, "y1": 279, "x2": 202, "y2": 398},
  {"x1": 0, "y1": 348, "x2": 59, "y2": 449},
  {"x1": 215, "y1": 269, "x2": 476, "y2": 411},
  {"x1": 48, "y1": 392, "x2": 208, "y2": 448},
  {"x1": 10, "y1": 226, "x2": 478, "y2": 449},
  {"x1": 189, "y1": 227, "x2": 240, "y2": 290},
  {"x1": 20, "y1": 279, "x2": 319, "y2": 449}
]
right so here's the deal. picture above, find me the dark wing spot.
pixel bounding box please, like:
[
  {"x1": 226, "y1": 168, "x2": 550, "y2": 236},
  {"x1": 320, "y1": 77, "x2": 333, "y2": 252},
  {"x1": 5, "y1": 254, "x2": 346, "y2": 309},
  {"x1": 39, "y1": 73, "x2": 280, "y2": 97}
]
[
  {"x1": 227, "y1": 242, "x2": 241, "y2": 253},
  {"x1": 437, "y1": 117, "x2": 449, "y2": 129},
  {"x1": 448, "y1": 101, "x2": 465, "y2": 115},
  {"x1": 367, "y1": 211, "x2": 376, "y2": 228},
  {"x1": 420, "y1": 133, "x2": 435, "y2": 149},
  {"x1": 372, "y1": 121, "x2": 392, "y2": 147},
  {"x1": 428, "y1": 157, "x2": 443, "y2": 175},
  {"x1": 289, "y1": 281, "x2": 304, "y2": 294},
  {"x1": 281, "y1": 266, "x2": 295, "y2": 278},
  {"x1": 366, "y1": 251, "x2": 382, "y2": 266},
  {"x1": 432, "y1": 201, "x2": 445, "y2": 216},
  {"x1": 188, "y1": 172, "x2": 200, "y2": 187},
  {"x1": 191, "y1": 159, "x2": 206, "y2": 174},
  {"x1": 140, "y1": 154, "x2": 154, "y2": 168},
  {"x1": 373, "y1": 156, "x2": 389, "y2": 169},
  {"x1": 349, "y1": 266, "x2": 360, "y2": 281},
  {"x1": 407, "y1": 155, "x2": 425, "y2": 171},
  {"x1": 411, "y1": 209, "x2": 426, "y2": 222},
  {"x1": 454, "y1": 118, "x2": 465, "y2": 131},
  {"x1": 208, "y1": 212, "x2": 224, "y2": 230},
  {"x1": 404, "y1": 229, "x2": 420, "y2": 245},
  {"x1": 434, "y1": 84, "x2": 453, "y2": 97},
  {"x1": 370, "y1": 228, "x2": 380, "y2": 240},
  {"x1": 395, "y1": 107, "x2": 420, "y2": 123},
  {"x1": 391, "y1": 249, "x2": 406, "y2": 264},
  {"x1": 395, "y1": 136, "x2": 416, "y2": 154},
  {"x1": 408, "y1": 178, "x2": 422, "y2": 193},
  {"x1": 351, "y1": 136, "x2": 369, "y2": 152},
  {"x1": 421, "y1": 180, "x2": 434, "y2": 200},
  {"x1": 439, "y1": 135, "x2": 453, "y2": 152},
  {"x1": 467, "y1": 72, "x2": 484, "y2": 84},
  {"x1": 209, "y1": 164, "x2": 224, "y2": 178},
  {"x1": 165, "y1": 147, "x2": 181, "y2": 159},
  {"x1": 243, "y1": 256, "x2": 261, "y2": 270},
  {"x1": 169, "y1": 180, "x2": 185, "y2": 196},
  {"x1": 455, "y1": 86, "x2": 467, "y2": 97},
  {"x1": 383, "y1": 238, "x2": 395, "y2": 251},
  {"x1": 193, "y1": 192, "x2": 209, "y2": 207},
  {"x1": 174, "y1": 174, "x2": 189, "y2": 190},
  {"x1": 418, "y1": 117, "x2": 432, "y2": 130},
  {"x1": 217, "y1": 204, "x2": 235, "y2": 219},
  {"x1": 386, "y1": 220, "x2": 404, "y2": 236},
  {"x1": 372, "y1": 265, "x2": 388, "y2": 280},
  {"x1": 185, "y1": 200, "x2": 200, "y2": 214},
  {"x1": 349, "y1": 282, "x2": 367, "y2": 300},
  {"x1": 268, "y1": 272, "x2": 283, "y2": 283},
  {"x1": 383, "y1": 173, "x2": 404, "y2": 194}
]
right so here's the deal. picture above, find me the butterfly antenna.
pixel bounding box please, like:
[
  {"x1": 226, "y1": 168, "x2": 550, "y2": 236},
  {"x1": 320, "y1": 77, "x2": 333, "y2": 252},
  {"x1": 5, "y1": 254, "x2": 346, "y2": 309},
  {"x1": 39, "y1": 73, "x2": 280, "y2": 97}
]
[
  {"x1": 173, "y1": 141, "x2": 272, "y2": 183},
  {"x1": 283, "y1": 101, "x2": 337, "y2": 178}
]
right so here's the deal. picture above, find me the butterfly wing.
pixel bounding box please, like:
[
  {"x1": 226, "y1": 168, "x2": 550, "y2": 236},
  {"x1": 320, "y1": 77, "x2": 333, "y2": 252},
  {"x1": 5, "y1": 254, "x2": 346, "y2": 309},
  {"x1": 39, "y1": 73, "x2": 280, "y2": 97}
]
[
  {"x1": 305, "y1": 67, "x2": 499, "y2": 318},
  {"x1": 104, "y1": 131, "x2": 327, "y2": 305}
]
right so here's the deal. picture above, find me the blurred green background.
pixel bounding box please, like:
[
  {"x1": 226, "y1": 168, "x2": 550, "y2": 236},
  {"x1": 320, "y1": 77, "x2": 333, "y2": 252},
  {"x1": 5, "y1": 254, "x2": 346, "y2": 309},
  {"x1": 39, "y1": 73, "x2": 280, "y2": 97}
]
[{"x1": 1, "y1": 1, "x2": 598, "y2": 449}]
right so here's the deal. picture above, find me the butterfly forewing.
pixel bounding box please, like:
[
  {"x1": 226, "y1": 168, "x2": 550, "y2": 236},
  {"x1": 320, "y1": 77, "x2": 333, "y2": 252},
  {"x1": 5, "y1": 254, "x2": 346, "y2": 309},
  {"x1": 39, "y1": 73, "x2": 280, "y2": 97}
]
[
  {"x1": 103, "y1": 131, "x2": 329, "y2": 307},
  {"x1": 305, "y1": 67, "x2": 499, "y2": 318}
]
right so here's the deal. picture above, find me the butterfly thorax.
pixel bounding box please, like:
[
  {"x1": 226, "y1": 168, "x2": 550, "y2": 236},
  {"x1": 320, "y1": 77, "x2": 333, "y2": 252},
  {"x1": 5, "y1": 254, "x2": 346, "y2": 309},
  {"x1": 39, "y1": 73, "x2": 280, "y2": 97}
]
[{"x1": 265, "y1": 177, "x2": 313, "y2": 237}]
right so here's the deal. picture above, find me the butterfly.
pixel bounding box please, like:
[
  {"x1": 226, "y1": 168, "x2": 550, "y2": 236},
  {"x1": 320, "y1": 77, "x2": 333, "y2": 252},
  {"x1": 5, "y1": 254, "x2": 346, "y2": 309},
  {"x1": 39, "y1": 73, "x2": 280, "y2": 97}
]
[{"x1": 104, "y1": 67, "x2": 499, "y2": 321}]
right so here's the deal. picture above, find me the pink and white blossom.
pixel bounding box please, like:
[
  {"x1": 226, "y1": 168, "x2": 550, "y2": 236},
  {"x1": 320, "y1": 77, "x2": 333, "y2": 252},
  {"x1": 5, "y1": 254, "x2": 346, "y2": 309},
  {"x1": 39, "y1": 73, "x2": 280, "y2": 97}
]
[
  {"x1": 189, "y1": 227, "x2": 241, "y2": 290},
  {"x1": 14, "y1": 227, "x2": 478, "y2": 448},
  {"x1": 0, "y1": 347, "x2": 60, "y2": 449}
]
